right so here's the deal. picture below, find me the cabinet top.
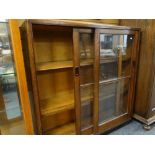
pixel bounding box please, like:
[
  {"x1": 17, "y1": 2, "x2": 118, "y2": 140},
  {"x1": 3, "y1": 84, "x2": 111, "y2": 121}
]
[{"x1": 27, "y1": 19, "x2": 140, "y2": 31}]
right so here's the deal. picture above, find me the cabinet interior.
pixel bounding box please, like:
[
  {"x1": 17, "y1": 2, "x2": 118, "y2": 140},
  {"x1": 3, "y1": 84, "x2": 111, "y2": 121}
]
[{"x1": 32, "y1": 25, "x2": 76, "y2": 134}]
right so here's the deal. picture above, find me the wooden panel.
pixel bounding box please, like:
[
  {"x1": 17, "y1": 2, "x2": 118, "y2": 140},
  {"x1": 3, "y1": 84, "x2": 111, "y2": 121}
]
[
  {"x1": 127, "y1": 31, "x2": 140, "y2": 117},
  {"x1": 24, "y1": 21, "x2": 43, "y2": 134},
  {"x1": 37, "y1": 69, "x2": 74, "y2": 100},
  {"x1": 149, "y1": 79, "x2": 155, "y2": 117},
  {"x1": 40, "y1": 94, "x2": 74, "y2": 116},
  {"x1": 148, "y1": 20, "x2": 155, "y2": 117},
  {"x1": 42, "y1": 109, "x2": 75, "y2": 132},
  {"x1": 36, "y1": 59, "x2": 94, "y2": 71},
  {"x1": 18, "y1": 19, "x2": 119, "y2": 27},
  {"x1": 8, "y1": 20, "x2": 34, "y2": 134},
  {"x1": 45, "y1": 122, "x2": 75, "y2": 135},
  {"x1": 94, "y1": 29, "x2": 100, "y2": 133},
  {"x1": 98, "y1": 113, "x2": 130, "y2": 133},
  {"x1": 36, "y1": 61, "x2": 73, "y2": 71},
  {"x1": 120, "y1": 20, "x2": 154, "y2": 118},
  {"x1": 81, "y1": 127, "x2": 93, "y2": 135},
  {"x1": 18, "y1": 19, "x2": 25, "y2": 27},
  {"x1": 33, "y1": 26, "x2": 73, "y2": 63},
  {"x1": 77, "y1": 19, "x2": 119, "y2": 25},
  {"x1": 40, "y1": 88, "x2": 93, "y2": 117},
  {"x1": 30, "y1": 19, "x2": 139, "y2": 30}
]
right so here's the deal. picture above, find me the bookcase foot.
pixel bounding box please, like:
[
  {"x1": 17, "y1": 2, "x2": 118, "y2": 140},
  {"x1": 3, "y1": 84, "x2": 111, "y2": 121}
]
[{"x1": 143, "y1": 124, "x2": 151, "y2": 131}]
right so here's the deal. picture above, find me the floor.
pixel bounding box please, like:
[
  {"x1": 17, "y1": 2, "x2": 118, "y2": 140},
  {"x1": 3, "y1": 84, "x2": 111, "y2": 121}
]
[{"x1": 108, "y1": 119, "x2": 155, "y2": 135}]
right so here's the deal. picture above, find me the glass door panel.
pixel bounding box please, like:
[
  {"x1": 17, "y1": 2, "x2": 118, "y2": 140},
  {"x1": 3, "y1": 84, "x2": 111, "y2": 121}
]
[
  {"x1": 99, "y1": 32, "x2": 133, "y2": 125},
  {"x1": 80, "y1": 84, "x2": 93, "y2": 129},
  {"x1": 79, "y1": 32, "x2": 94, "y2": 131},
  {"x1": 100, "y1": 34, "x2": 133, "y2": 81},
  {"x1": 99, "y1": 78, "x2": 130, "y2": 124}
]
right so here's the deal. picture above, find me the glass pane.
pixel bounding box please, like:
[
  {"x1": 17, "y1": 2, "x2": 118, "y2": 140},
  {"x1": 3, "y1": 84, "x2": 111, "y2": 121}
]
[
  {"x1": 79, "y1": 33, "x2": 94, "y2": 130},
  {"x1": 100, "y1": 34, "x2": 133, "y2": 81},
  {"x1": 0, "y1": 21, "x2": 25, "y2": 134},
  {"x1": 80, "y1": 84, "x2": 93, "y2": 129},
  {"x1": 99, "y1": 33, "x2": 133, "y2": 125},
  {"x1": 80, "y1": 33, "x2": 94, "y2": 60},
  {"x1": 99, "y1": 78, "x2": 129, "y2": 124}
]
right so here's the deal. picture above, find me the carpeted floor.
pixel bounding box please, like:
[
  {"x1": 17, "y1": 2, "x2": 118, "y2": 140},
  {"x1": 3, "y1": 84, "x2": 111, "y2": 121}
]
[{"x1": 108, "y1": 120, "x2": 155, "y2": 135}]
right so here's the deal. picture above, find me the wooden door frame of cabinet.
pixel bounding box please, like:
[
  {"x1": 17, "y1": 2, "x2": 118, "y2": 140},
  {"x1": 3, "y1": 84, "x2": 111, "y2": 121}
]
[
  {"x1": 8, "y1": 19, "x2": 34, "y2": 134},
  {"x1": 128, "y1": 30, "x2": 141, "y2": 116},
  {"x1": 94, "y1": 28, "x2": 140, "y2": 133},
  {"x1": 73, "y1": 28, "x2": 81, "y2": 134},
  {"x1": 94, "y1": 29, "x2": 100, "y2": 134},
  {"x1": 73, "y1": 28, "x2": 96, "y2": 134}
]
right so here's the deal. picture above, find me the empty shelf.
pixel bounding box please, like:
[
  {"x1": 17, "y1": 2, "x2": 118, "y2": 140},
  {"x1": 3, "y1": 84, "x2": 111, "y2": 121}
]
[
  {"x1": 36, "y1": 61, "x2": 73, "y2": 71},
  {"x1": 36, "y1": 59, "x2": 95, "y2": 72},
  {"x1": 41, "y1": 90, "x2": 94, "y2": 116},
  {"x1": 80, "y1": 59, "x2": 93, "y2": 66},
  {"x1": 41, "y1": 91, "x2": 74, "y2": 116}
]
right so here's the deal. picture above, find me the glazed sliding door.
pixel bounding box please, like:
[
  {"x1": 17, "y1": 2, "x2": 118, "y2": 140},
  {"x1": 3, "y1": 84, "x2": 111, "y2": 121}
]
[
  {"x1": 73, "y1": 29, "x2": 95, "y2": 134},
  {"x1": 95, "y1": 29, "x2": 136, "y2": 133}
]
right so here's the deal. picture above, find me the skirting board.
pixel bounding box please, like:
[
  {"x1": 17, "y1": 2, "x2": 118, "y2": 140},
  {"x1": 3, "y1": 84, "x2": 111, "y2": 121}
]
[{"x1": 133, "y1": 114, "x2": 155, "y2": 125}]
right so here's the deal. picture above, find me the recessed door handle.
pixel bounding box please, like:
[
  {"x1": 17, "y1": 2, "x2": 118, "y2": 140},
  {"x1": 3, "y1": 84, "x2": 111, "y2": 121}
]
[{"x1": 74, "y1": 67, "x2": 79, "y2": 76}]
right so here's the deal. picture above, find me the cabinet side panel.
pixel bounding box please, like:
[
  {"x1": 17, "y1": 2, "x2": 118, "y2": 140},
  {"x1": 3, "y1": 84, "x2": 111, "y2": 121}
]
[
  {"x1": 120, "y1": 20, "x2": 154, "y2": 118},
  {"x1": 149, "y1": 79, "x2": 155, "y2": 117},
  {"x1": 20, "y1": 22, "x2": 42, "y2": 134},
  {"x1": 20, "y1": 23, "x2": 37, "y2": 133},
  {"x1": 147, "y1": 20, "x2": 155, "y2": 117}
]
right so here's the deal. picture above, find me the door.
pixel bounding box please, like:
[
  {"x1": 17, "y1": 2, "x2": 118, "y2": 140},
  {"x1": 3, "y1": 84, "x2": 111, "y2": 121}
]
[
  {"x1": 95, "y1": 29, "x2": 137, "y2": 133},
  {"x1": 73, "y1": 28, "x2": 95, "y2": 134}
]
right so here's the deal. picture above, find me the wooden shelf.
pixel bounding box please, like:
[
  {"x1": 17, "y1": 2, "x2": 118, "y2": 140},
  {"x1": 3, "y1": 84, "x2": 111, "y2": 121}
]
[
  {"x1": 99, "y1": 94, "x2": 115, "y2": 101},
  {"x1": 81, "y1": 118, "x2": 93, "y2": 130},
  {"x1": 81, "y1": 95, "x2": 93, "y2": 107},
  {"x1": 80, "y1": 83, "x2": 94, "y2": 106},
  {"x1": 36, "y1": 57, "x2": 130, "y2": 72},
  {"x1": 36, "y1": 59, "x2": 94, "y2": 72},
  {"x1": 99, "y1": 76, "x2": 131, "y2": 84},
  {"x1": 45, "y1": 122, "x2": 75, "y2": 135},
  {"x1": 45, "y1": 118, "x2": 93, "y2": 135},
  {"x1": 40, "y1": 91, "x2": 74, "y2": 116},
  {"x1": 41, "y1": 90, "x2": 93, "y2": 117},
  {"x1": 80, "y1": 59, "x2": 93, "y2": 66},
  {"x1": 100, "y1": 56, "x2": 131, "y2": 64},
  {"x1": 36, "y1": 61, "x2": 73, "y2": 71},
  {"x1": 100, "y1": 57, "x2": 117, "y2": 64},
  {"x1": 81, "y1": 57, "x2": 130, "y2": 65}
]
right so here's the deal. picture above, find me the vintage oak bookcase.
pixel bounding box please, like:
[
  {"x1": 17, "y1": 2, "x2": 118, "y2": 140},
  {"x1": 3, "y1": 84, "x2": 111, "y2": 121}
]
[{"x1": 20, "y1": 20, "x2": 140, "y2": 135}]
